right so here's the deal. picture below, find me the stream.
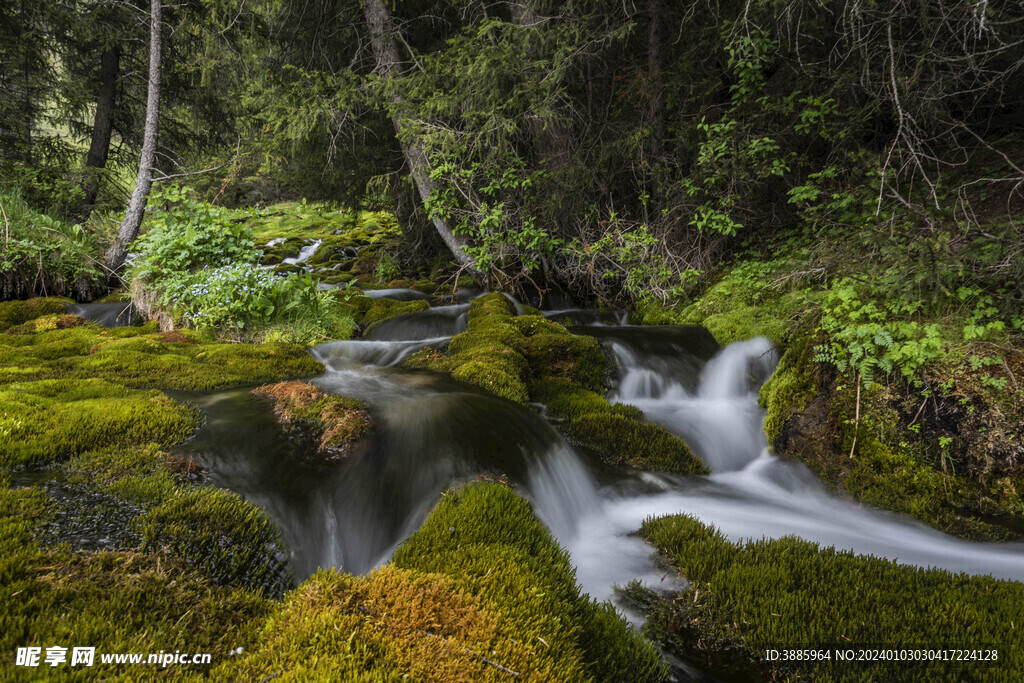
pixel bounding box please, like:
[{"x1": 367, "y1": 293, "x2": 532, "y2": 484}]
[{"x1": 172, "y1": 292, "x2": 1024, "y2": 615}]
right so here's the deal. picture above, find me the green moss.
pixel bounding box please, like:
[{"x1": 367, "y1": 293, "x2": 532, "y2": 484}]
[
  {"x1": 641, "y1": 261, "x2": 817, "y2": 348},
  {"x1": 139, "y1": 487, "x2": 291, "y2": 597},
  {"x1": 391, "y1": 482, "x2": 667, "y2": 682},
  {"x1": 759, "y1": 332, "x2": 818, "y2": 444},
  {"x1": 532, "y1": 380, "x2": 708, "y2": 475},
  {"x1": 251, "y1": 381, "x2": 372, "y2": 459},
  {"x1": 360, "y1": 298, "x2": 431, "y2": 327},
  {"x1": 4, "y1": 313, "x2": 88, "y2": 335},
  {"x1": 453, "y1": 361, "x2": 529, "y2": 404},
  {"x1": 0, "y1": 326, "x2": 324, "y2": 390},
  {"x1": 0, "y1": 486, "x2": 270, "y2": 681},
  {"x1": 0, "y1": 485, "x2": 270, "y2": 679},
  {"x1": 0, "y1": 379, "x2": 199, "y2": 469},
  {"x1": 0, "y1": 297, "x2": 71, "y2": 332},
  {"x1": 641, "y1": 513, "x2": 1024, "y2": 679},
  {"x1": 519, "y1": 332, "x2": 606, "y2": 392},
  {"x1": 64, "y1": 443, "x2": 178, "y2": 508}
]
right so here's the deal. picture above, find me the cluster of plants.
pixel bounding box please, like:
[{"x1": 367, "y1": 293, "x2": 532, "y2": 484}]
[
  {"x1": 129, "y1": 187, "x2": 355, "y2": 344},
  {"x1": 0, "y1": 189, "x2": 103, "y2": 300}
]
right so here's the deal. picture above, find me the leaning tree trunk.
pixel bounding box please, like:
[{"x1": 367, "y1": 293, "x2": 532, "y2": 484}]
[
  {"x1": 81, "y1": 45, "x2": 120, "y2": 214},
  {"x1": 105, "y1": 0, "x2": 161, "y2": 275},
  {"x1": 361, "y1": 0, "x2": 479, "y2": 274}
]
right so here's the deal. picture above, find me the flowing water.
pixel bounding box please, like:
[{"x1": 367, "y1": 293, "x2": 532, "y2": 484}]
[
  {"x1": 66, "y1": 302, "x2": 137, "y2": 327},
  {"x1": 282, "y1": 239, "x2": 323, "y2": 266},
  {"x1": 177, "y1": 294, "x2": 1024, "y2": 615}
]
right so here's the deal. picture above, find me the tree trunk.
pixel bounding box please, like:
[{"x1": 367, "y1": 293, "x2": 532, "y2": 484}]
[
  {"x1": 361, "y1": 0, "x2": 478, "y2": 274},
  {"x1": 647, "y1": 0, "x2": 664, "y2": 163},
  {"x1": 105, "y1": 0, "x2": 161, "y2": 275},
  {"x1": 82, "y1": 45, "x2": 120, "y2": 214}
]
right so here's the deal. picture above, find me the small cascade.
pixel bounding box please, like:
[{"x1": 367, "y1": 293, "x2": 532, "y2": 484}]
[
  {"x1": 527, "y1": 445, "x2": 601, "y2": 540},
  {"x1": 363, "y1": 288, "x2": 432, "y2": 301},
  {"x1": 65, "y1": 303, "x2": 136, "y2": 328},
  {"x1": 698, "y1": 336, "x2": 777, "y2": 400},
  {"x1": 363, "y1": 304, "x2": 470, "y2": 341},
  {"x1": 313, "y1": 338, "x2": 449, "y2": 369},
  {"x1": 283, "y1": 239, "x2": 323, "y2": 266}
]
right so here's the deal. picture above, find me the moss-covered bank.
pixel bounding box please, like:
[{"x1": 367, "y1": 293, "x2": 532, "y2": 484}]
[
  {"x1": 649, "y1": 241, "x2": 1023, "y2": 540},
  {"x1": 0, "y1": 322, "x2": 323, "y2": 390},
  {"x1": 405, "y1": 293, "x2": 707, "y2": 475},
  {"x1": 638, "y1": 513, "x2": 1023, "y2": 681},
  {"x1": 0, "y1": 486, "x2": 272, "y2": 682}
]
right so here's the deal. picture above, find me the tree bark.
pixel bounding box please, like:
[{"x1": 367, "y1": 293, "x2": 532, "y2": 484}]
[
  {"x1": 81, "y1": 45, "x2": 120, "y2": 213},
  {"x1": 105, "y1": 0, "x2": 161, "y2": 275},
  {"x1": 361, "y1": 0, "x2": 478, "y2": 274}
]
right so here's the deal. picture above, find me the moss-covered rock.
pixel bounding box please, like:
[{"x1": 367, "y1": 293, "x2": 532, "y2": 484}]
[
  {"x1": 360, "y1": 298, "x2": 430, "y2": 327},
  {"x1": 532, "y1": 380, "x2": 708, "y2": 475},
  {"x1": 519, "y1": 331, "x2": 605, "y2": 392},
  {"x1": 0, "y1": 325, "x2": 324, "y2": 390},
  {"x1": 640, "y1": 512, "x2": 1024, "y2": 679},
  {"x1": 392, "y1": 482, "x2": 667, "y2": 682},
  {"x1": 0, "y1": 297, "x2": 71, "y2": 332},
  {"x1": 0, "y1": 379, "x2": 199, "y2": 469},
  {"x1": 761, "y1": 334, "x2": 1024, "y2": 540},
  {"x1": 251, "y1": 381, "x2": 371, "y2": 460}
]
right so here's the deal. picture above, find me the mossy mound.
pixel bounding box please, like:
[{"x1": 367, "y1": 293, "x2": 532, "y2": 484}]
[
  {"x1": 138, "y1": 488, "x2": 291, "y2": 597},
  {"x1": 640, "y1": 513, "x2": 1024, "y2": 680},
  {"x1": 0, "y1": 486, "x2": 271, "y2": 679},
  {"x1": 0, "y1": 325, "x2": 323, "y2": 390},
  {"x1": 533, "y1": 380, "x2": 708, "y2": 475},
  {"x1": 252, "y1": 381, "x2": 371, "y2": 460},
  {"x1": 213, "y1": 565, "x2": 526, "y2": 681},
  {"x1": 360, "y1": 298, "x2": 430, "y2": 327},
  {"x1": 636, "y1": 260, "x2": 817, "y2": 348},
  {"x1": 0, "y1": 379, "x2": 198, "y2": 469},
  {"x1": 394, "y1": 482, "x2": 668, "y2": 682},
  {"x1": 220, "y1": 483, "x2": 665, "y2": 681},
  {"x1": 0, "y1": 297, "x2": 71, "y2": 332},
  {"x1": 4, "y1": 313, "x2": 88, "y2": 335}
]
